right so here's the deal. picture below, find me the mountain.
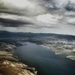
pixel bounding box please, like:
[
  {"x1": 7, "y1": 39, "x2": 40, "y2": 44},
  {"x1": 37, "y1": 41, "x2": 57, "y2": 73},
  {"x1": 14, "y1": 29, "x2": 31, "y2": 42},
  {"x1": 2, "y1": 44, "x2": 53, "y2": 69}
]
[{"x1": 0, "y1": 31, "x2": 75, "y2": 41}]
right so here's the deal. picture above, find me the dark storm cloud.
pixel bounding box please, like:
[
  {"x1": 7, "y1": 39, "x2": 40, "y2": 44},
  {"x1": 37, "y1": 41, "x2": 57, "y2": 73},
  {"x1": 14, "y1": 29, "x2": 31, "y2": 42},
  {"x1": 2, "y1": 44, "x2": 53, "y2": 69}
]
[
  {"x1": 44, "y1": 0, "x2": 75, "y2": 11},
  {"x1": 0, "y1": 0, "x2": 75, "y2": 30},
  {"x1": 0, "y1": 18, "x2": 33, "y2": 27},
  {"x1": 0, "y1": 9, "x2": 24, "y2": 16},
  {"x1": 65, "y1": 2, "x2": 75, "y2": 11}
]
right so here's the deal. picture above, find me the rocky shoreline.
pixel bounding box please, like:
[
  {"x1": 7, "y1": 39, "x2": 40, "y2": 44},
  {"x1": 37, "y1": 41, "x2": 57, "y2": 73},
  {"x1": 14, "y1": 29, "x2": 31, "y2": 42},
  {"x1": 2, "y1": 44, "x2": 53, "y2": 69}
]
[{"x1": 0, "y1": 42, "x2": 37, "y2": 75}]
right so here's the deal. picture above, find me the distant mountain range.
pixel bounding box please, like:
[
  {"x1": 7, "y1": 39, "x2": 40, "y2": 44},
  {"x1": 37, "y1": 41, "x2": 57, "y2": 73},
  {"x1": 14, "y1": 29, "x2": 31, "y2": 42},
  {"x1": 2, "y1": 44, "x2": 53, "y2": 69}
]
[{"x1": 0, "y1": 31, "x2": 75, "y2": 41}]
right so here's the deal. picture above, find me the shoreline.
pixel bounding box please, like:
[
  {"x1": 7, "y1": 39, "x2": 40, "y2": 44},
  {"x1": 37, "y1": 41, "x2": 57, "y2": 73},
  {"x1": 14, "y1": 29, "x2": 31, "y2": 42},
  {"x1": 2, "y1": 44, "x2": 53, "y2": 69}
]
[{"x1": 0, "y1": 42, "x2": 37, "y2": 75}]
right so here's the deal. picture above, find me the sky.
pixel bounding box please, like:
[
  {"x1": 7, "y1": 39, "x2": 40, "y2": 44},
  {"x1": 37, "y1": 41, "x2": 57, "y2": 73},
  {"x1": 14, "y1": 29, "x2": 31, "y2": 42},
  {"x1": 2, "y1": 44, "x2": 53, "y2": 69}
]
[{"x1": 0, "y1": 0, "x2": 75, "y2": 35}]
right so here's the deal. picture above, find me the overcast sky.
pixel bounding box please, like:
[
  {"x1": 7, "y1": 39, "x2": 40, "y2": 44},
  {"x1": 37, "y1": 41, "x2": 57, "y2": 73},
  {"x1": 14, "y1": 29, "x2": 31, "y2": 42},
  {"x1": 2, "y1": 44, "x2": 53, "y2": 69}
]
[{"x1": 0, "y1": 0, "x2": 75, "y2": 35}]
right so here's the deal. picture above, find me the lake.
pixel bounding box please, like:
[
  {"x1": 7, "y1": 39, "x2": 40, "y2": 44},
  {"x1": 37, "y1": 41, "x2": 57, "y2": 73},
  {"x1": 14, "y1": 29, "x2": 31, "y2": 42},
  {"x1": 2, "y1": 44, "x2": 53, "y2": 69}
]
[{"x1": 14, "y1": 42, "x2": 75, "y2": 75}]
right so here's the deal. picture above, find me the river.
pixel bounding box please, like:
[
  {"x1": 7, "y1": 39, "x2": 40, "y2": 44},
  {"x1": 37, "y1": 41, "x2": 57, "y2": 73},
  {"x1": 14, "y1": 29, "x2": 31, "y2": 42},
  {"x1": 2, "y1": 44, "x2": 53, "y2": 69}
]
[{"x1": 14, "y1": 42, "x2": 75, "y2": 75}]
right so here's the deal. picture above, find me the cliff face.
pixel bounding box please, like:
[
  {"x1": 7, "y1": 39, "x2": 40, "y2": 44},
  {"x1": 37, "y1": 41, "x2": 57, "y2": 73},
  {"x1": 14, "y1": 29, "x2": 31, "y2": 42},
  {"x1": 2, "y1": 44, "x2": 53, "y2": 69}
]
[{"x1": 0, "y1": 42, "x2": 37, "y2": 75}]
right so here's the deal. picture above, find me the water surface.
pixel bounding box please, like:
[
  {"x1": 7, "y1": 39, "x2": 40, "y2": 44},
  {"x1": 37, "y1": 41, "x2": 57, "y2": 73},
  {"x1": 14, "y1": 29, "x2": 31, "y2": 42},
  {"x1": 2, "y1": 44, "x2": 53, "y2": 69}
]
[{"x1": 14, "y1": 42, "x2": 75, "y2": 75}]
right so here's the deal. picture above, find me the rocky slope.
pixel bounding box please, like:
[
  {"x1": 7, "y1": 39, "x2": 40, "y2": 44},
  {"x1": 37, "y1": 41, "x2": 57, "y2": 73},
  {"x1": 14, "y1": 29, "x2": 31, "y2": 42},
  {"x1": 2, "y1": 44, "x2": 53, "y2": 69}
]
[{"x1": 0, "y1": 42, "x2": 37, "y2": 75}]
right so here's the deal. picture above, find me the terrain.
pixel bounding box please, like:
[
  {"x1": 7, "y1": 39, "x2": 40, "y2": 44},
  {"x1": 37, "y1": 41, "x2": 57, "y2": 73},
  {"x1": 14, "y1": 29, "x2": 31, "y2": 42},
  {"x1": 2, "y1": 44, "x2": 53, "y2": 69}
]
[
  {"x1": 0, "y1": 40, "x2": 37, "y2": 75},
  {"x1": 1, "y1": 31, "x2": 75, "y2": 60},
  {"x1": 0, "y1": 30, "x2": 75, "y2": 74}
]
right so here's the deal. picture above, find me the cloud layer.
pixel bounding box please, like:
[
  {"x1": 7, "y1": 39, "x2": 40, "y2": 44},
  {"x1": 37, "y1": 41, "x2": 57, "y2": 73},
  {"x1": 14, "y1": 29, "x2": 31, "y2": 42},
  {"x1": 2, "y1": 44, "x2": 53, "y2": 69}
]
[{"x1": 0, "y1": 0, "x2": 75, "y2": 35}]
